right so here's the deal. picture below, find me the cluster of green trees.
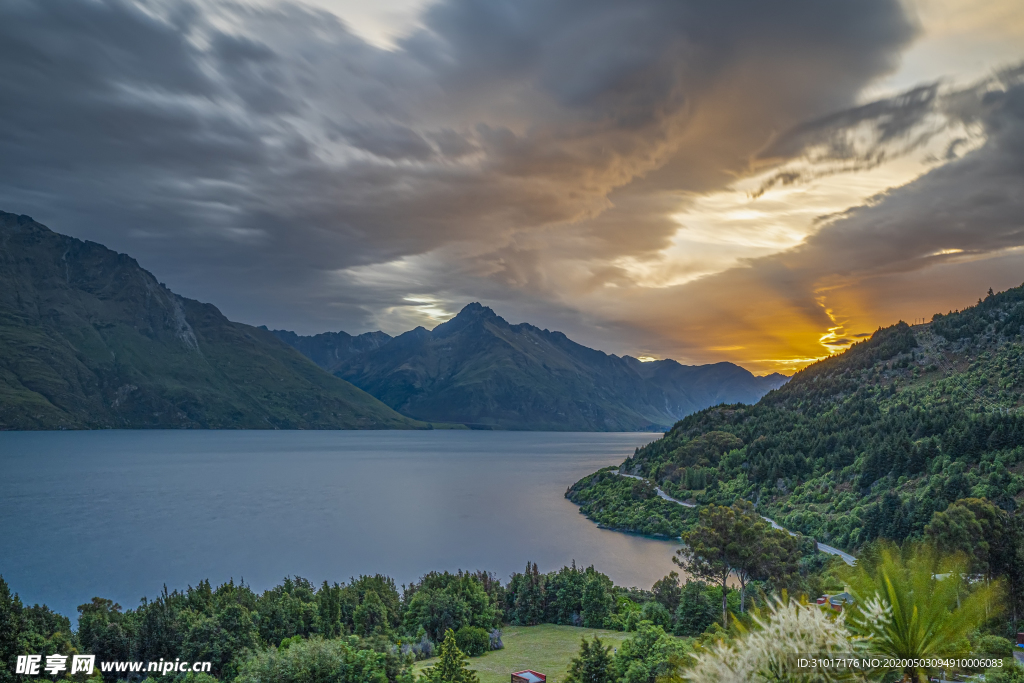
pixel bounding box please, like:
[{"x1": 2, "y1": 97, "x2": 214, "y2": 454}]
[
  {"x1": 501, "y1": 560, "x2": 750, "y2": 639},
  {"x1": 0, "y1": 571, "x2": 492, "y2": 683},
  {"x1": 931, "y1": 285, "x2": 1024, "y2": 342},
  {"x1": 675, "y1": 499, "x2": 805, "y2": 626},
  {"x1": 401, "y1": 571, "x2": 501, "y2": 645},
  {"x1": 503, "y1": 562, "x2": 617, "y2": 628},
  {"x1": 0, "y1": 586, "x2": 76, "y2": 682},
  {"x1": 565, "y1": 621, "x2": 689, "y2": 683},
  {"x1": 3, "y1": 560, "x2": 735, "y2": 683}
]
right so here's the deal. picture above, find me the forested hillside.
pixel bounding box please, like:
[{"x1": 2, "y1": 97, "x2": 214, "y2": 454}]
[
  {"x1": 570, "y1": 284, "x2": 1024, "y2": 550},
  {"x1": 0, "y1": 212, "x2": 422, "y2": 430}
]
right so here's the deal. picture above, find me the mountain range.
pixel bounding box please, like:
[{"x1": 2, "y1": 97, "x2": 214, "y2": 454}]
[
  {"x1": 0, "y1": 212, "x2": 422, "y2": 430},
  {"x1": 271, "y1": 304, "x2": 788, "y2": 431},
  {"x1": 0, "y1": 210, "x2": 787, "y2": 431}
]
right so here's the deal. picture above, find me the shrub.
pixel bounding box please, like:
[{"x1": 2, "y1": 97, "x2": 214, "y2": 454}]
[
  {"x1": 976, "y1": 634, "x2": 1014, "y2": 657},
  {"x1": 987, "y1": 662, "x2": 1024, "y2": 683},
  {"x1": 455, "y1": 626, "x2": 490, "y2": 657},
  {"x1": 639, "y1": 600, "x2": 672, "y2": 631},
  {"x1": 400, "y1": 634, "x2": 435, "y2": 660},
  {"x1": 235, "y1": 635, "x2": 390, "y2": 683}
]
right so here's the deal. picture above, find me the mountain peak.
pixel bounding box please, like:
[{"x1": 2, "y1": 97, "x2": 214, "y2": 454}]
[
  {"x1": 429, "y1": 302, "x2": 504, "y2": 338},
  {"x1": 455, "y1": 302, "x2": 497, "y2": 319}
]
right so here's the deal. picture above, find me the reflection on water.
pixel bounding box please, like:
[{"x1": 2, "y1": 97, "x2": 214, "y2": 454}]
[{"x1": 0, "y1": 430, "x2": 679, "y2": 620}]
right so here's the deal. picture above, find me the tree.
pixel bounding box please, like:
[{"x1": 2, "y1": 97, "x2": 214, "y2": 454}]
[
  {"x1": 403, "y1": 585, "x2": 469, "y2": 641},
  {"x1": 676, "y1": 500, "x2": 795, "y2": 625},
  {"x1": 77, "y1": 598, "x2": 122, "y2": 655},
  {"x1": 404, "y1": 571, "x2": 497, "y2": 642},
  {"x1": 421, "y1": 629, "x2": 479, "y2": 683},
  {"x1": 564, "y1": 637, "x2": 613, "y2": 683},
  {"x1": 0, "y1": 577, "x2": 20, "y2": 683},
  {"x1": 638, "y1": 601, "x2": 672, "y2": 631},
  {"x1": 581, "y1": 575, "x2": 612, "y2": 629},
  {"x1": 610, "y1": 621, "x2": 688, "y2": 683},
  {"x1": 676, "y1": 503, "x2": 736, "y2": 627},
  {"x1": 135, "y1": 587, "x2": 187, "y2": 662},
  {"x1": 651, "y1": 572, "x2": 682, "y2": 614},
  {"x1": 925, "y1": 498, "x2": 1024, "y2": 631},
  {"x1": 353, "y1": 590, "x2": 389, "y2": 637},
  {"x1": 181, "y1": 603, "x2": 258, "y2": 680},
  {"x1": 673, "y1": 581, "x2": 718, "y2": 637},
  {"x1": 512, "y1": 563, "x2": 546, "y2": 626},
  {"x1": 845, "y1": 541, "x2": 1002, "y2": 682},
  {"x1": 544, "y1": 562, "x2": 586, "y2": 625},
  {"x1": 926, "y1": 497, "x2": 1015, "y2": 580},
  {"x1": 732, "y1": 506, "x2": 800, "y2": 613}
]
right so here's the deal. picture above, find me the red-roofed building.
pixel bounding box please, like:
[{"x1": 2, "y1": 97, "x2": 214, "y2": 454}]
[{"x1": 511, "y1": 671, "x2": 546, "y2": 683}]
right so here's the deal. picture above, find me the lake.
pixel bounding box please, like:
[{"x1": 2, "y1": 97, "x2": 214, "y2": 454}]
[{"x1": 0, "y1": 430, "x2": 678, "y2": 621}]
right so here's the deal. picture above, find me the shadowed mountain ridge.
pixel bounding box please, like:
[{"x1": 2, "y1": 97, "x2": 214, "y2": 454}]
[
  {"x1": 275, "y1": 302, "x2": 788, "y2": 430},
  {"x1": 0, "y1": 211, "x2": 422, "y2": 430}
]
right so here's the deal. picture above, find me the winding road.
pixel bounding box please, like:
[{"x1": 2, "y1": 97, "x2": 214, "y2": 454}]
[{"x1": 614, "y1": 472, "x2": 856, "y2": 566}]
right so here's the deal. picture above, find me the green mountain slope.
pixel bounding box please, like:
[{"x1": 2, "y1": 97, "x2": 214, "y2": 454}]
[
  {"x1": 0, "y1": 212, "x2": 423, "y2": 429},
  {"x1": 570, "y1": 284, "x2": 1024, "y2": 548},
  {"x1": 321, "y1": 303, "x2": 786, "y2": 431}
]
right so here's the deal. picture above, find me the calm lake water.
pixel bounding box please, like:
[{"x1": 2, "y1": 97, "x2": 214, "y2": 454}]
[{"x1": 0, "y1": 430, "x2": 678, "y2": 621}]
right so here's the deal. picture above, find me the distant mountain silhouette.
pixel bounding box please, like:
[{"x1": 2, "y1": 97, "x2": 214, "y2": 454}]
[
  {"x1": 275, "y1": 303, "x2": 788, "y2": 430},
  {"x1": 263, "y1": 328, "x2": 393, "y2": 374},
  {"x1": 0, "y1": 211, "x2": 423, "y2": 430}
]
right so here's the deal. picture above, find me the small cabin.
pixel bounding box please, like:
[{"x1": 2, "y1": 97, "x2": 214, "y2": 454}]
[{"x1": 511, "y1": 671, "x2": 546, "y2": 683}]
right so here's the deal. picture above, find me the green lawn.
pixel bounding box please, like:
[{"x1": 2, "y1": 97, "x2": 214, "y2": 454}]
[{"x1": 412, "y1": 624, "x2": 633, "y2": 683}]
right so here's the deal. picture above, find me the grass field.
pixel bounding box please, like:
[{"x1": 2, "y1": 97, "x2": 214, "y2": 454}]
[{"x1": 412, "y1": 624, "x2": 634, "y2": 683}]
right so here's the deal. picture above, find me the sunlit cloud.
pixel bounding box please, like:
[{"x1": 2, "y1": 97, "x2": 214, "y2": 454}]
[
  {"x1": 377, "y1": 295, "x2": 456, "y2": 332},
  {"x1": 610, "y1": 108, "x2": 987, "y2": 293}
]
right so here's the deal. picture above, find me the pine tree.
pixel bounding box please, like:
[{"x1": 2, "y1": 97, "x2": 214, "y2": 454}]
[
  {"x1": 421, "y1": 629, "x2": 479, "y2": 683},
  {"x1": 564, "y1": 636, "x2": 612, "y2": 683},
  {"x1": 354, "y1": 589, "x2": 388, "y2": 636},
  {"x1": 513, "y1": 563, "x2": 545, "y2": 626},
  {"x1": 580, "y1": 575, "x2": 611, "y2": 628}
]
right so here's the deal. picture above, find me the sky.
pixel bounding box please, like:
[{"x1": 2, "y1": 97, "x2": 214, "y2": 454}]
[{"x1": 1, "y1": 0, "x2": 1023, "y2": 374}]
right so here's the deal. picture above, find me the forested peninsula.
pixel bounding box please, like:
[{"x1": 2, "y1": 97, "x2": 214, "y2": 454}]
[{"x1": 569, "y1": 283, "x2": 1024, "y2": 550}]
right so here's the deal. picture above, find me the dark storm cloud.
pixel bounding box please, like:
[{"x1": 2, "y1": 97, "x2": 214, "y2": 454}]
[
  {"x1": 759, "y1": 84, "x2": 941, "y2": 161},
  {"x1": 336, "y1": 122, "x2": 437, "y2": 161},
  {"x1": 0, "y1": 0, "x2": 915, "y2": 334}
]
